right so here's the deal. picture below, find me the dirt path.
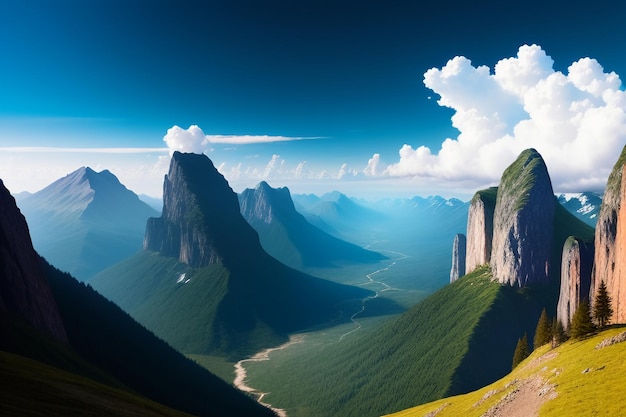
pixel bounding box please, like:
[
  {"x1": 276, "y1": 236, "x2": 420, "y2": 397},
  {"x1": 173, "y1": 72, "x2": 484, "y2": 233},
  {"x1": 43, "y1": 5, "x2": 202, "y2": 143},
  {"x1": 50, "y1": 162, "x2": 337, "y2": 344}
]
[
  {"x1": 480, "y1": 376, "x2": 556, "y2": 417},
  {"x1": 233, "y1": 336, "x2": 304, "y2": 417}
]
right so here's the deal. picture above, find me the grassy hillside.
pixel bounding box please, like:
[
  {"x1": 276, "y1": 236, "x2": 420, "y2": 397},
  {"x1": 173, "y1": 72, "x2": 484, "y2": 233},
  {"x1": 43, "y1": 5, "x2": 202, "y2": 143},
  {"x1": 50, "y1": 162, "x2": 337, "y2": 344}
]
[
  {"x1": 387, "y1": 326, "x2": 626, "y2": 417},
  {"x1": 45, "y1": 258, "x2": 277, "y2": 417},
  {"x1": 0, "y1": 350, "x2": 194, "y2": 417},
  {"x1": 90, "y1": 250, "x2": 371, "y2": 359}
]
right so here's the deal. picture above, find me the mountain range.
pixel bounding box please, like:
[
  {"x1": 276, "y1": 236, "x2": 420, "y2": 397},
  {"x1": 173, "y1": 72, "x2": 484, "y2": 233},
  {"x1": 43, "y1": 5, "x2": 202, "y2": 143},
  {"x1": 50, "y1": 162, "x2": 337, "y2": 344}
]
[
  {"x1": 90, "y1": 152, "x2": 373, "y2": 358},
  {"x1": 0, "y1": 177, "x2": 276, "y2": 416},
  {"x1": 16, "y1": 167, "x2": 158, "y2": 280},
  {"x1": 239, "y1": 181, "x2": 386, "y2": 269}
]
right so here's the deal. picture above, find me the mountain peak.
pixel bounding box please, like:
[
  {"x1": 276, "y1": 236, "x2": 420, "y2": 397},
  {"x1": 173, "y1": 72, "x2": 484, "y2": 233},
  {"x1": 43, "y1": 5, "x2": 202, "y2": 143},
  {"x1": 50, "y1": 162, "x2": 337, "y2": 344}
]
[
  {"x1": 491, "y1": 148, "x2": 556, "y2": 286},
  {"x1": 145, "y1": 152, "x2": 260, "y2": 268}
]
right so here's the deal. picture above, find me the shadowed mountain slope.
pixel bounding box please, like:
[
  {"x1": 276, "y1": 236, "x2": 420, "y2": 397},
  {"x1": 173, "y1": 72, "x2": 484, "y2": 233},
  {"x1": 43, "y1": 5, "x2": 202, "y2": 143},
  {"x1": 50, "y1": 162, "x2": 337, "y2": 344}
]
[{"x1": 239, "y1": 181, "x2": 386, "y2": 269}]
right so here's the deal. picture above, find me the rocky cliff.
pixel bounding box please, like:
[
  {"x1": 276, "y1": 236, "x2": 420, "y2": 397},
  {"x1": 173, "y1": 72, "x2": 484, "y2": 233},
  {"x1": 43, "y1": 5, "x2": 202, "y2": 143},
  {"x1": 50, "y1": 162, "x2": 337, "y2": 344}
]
[
  {"x1": 450, "y1": 233, "x2": 467, "y2": 283},
  {"x1": 0, "y1": 179, "x2": 67, "y2": 343},
  {"x1": 465, "y1": 187, "x2": 497, "y2": 274},
  {"x1": 144, "y1": 151, "x2": 260, "y2": 268},
  {"x1": 490, "y1": 149, "x2": 556, "y2": 287},
  {"x1": 557, "y1": 236, "x2": 594, "y2": 330},
  {"x1": 592, "y1": 145, "x2": 626, "y2": 323}
]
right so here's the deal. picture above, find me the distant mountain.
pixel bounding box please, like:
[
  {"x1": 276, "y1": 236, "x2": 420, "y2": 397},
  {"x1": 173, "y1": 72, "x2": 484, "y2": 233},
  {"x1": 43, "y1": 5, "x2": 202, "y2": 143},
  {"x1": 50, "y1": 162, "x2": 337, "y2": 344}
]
[
  {"x1": 17, "y1": 167, "x2": 158, "y2": 280},
  {"x1": 292, "y1": 191, "x2": 385, "y2": 237},
  {"x1": 557, "y1": 191, "x2": 602, "y2": 226},
  {"x1": 92, "y1": 152, "x2": 373, "y2": 358},
  {"x1": 0, "y1": 175, "x2": 276, "y2": 417},
  {"x1": 239, "y1": 181, "x2": 386, "y2": 269},
  {"x1": 138, "y1": 193, "x2": 163, "y2": 212}
]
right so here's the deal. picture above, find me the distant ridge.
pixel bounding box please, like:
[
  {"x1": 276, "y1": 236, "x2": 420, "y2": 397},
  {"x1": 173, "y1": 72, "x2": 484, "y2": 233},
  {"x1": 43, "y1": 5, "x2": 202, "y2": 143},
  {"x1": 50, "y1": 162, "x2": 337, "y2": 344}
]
[
  {"x1": 17, "y1": 167, "x2": 158, "y2": 280},
  {"x1": 239, "y1": 181, "x2": 386, "y2": 269}
]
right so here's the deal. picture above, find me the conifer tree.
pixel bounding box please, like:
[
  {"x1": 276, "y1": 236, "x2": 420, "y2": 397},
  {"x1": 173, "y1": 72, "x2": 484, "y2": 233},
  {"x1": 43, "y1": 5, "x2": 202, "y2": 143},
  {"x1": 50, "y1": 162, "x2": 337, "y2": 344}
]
[
  {"x1": 533, "y1": 308, "x2": 551, "y2": 349},
  {"x1": 512, "y1": 333, "x2": 529, "y2": 370},
  {"x1": 593, "y1": 280, "x2": 613, "y2": 328},
  {"x1": 570, "y1": 300, "x2": 595, "y2": 339},
  {"x1": 551, "y1": 318, "x2": 567, "y2": 348}
]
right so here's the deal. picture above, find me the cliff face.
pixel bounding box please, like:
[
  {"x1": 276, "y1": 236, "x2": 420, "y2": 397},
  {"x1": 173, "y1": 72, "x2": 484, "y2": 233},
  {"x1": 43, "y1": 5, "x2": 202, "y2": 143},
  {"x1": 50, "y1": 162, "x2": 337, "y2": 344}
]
[
  {"x1": 592, "y1": 146, "x2": 626, "y2": 323},
  {"x1": 465, "y1": 187, "x2": 497, "y2": 274},
  {"x1": 490, "y1": 149, "x2": 556, "y2": 287},
  {"x1": 450, "y1": 233, "x2": 467, "y2": 283},
  {"x1": 0, "y1": 179, "x2": 67, "y2": 343},
  {"x1": 557, "y1": 237, "x2": 594, "y2": 330},
  {"x1": 144, "y1": 152, "x2": 261, "y2": 268}
]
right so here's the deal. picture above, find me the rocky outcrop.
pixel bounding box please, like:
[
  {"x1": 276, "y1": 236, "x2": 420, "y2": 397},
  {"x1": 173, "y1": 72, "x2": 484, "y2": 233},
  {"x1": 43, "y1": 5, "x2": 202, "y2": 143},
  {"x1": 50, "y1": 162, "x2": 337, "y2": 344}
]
[
  {"x1": 592, "y1": 145, "x2": 626, "y2": 323},
  {"x1": 144, "y1": 152, "x2": 261, "y2": 268},
  {"x1": 0, "y1": 179, "x2": 67, "y2": 343},
  {"x1": 465, "y1": 187, "x2": 497, "y2": 274},
  {"x1": 557, "y1": 236, "x2": 594, "y2": 330},
  {"x1": 450, "y1": 233, "x2": 467, "y2": 282},
  {"x1": 490, "y1": 149, "x2": 556, "y2": 287}
]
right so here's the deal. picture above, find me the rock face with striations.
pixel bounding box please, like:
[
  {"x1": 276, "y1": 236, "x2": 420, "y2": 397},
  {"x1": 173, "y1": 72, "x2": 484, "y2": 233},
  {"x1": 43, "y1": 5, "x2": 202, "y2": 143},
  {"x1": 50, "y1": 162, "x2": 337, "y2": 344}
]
[
  {"x1": 144, "y1": 151, "x2": 260, "y2": 268},
  {"x1": 592, "y1": 145, "x2": 626, "y2": 323},
  {"x1": 465, "y1": 187, "x2": 497, "y2": 274},
  {"x1": 490, "y1": 149, "x2": 556, "y2": 287},
  {"x1": 450, "y1": 233, "x2": 467, "y2": 283},
  {"x1": 557, "y1": 236, "x2": 594, "y2": 330},
  {"x1": 0, "y1": 179, "x2": 67, "y2": 343}
]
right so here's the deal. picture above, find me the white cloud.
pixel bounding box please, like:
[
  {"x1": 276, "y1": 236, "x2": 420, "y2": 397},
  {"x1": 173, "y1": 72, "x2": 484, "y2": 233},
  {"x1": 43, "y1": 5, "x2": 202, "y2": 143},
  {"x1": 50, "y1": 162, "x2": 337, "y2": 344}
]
[
  {"x1": 263, "y1": 154, "x2": 282, "y2": 179},
  {"x1": 162, "y1": 125, "x2": 322, "y2": 155},
  {"x1": 364, "y1": 153, "x2": 381, "y2": 176},
  {"x1": 385, "y1": 44, "x2": 626, "y2": 192}
]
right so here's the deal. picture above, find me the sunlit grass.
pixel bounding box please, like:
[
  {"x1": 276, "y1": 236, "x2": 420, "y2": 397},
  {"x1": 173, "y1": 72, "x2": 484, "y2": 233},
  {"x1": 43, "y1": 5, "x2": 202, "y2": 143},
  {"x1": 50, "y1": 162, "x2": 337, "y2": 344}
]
[{"x1": 386, "y1": 327, "x2": 626, "y2": 417}]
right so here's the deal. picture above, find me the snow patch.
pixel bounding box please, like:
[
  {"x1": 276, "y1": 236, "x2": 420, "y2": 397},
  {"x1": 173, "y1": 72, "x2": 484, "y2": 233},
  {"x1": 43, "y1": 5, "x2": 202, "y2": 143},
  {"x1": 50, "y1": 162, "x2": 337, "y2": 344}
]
[{"x1": 176, "y1": 273, "x2": 186, "y2": 284}]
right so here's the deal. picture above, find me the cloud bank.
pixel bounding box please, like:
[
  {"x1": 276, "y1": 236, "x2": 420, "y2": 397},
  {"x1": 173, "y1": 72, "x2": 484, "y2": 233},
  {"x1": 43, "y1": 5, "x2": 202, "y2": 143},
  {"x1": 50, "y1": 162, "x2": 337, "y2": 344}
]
[{"x1": 385, "y1": 44, "x2": 626, "y2": 192}]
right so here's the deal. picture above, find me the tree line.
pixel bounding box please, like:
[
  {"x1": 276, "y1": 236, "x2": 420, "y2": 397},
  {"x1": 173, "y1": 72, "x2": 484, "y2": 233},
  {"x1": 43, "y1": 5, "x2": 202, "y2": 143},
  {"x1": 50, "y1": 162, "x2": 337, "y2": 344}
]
[{"x1": 512, "y1": 280, "x2": 614, "y2": 370}]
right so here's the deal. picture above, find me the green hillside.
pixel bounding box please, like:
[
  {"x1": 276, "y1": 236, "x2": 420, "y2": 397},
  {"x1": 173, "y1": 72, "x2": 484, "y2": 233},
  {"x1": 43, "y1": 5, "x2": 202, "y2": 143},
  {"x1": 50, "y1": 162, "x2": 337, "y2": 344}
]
[
  {"x1": 240, "y1": 194, "x2": 594, "y2": 417},
  {"x1": 44, "y1": 258, "x2": 276, "y2": 417},
  {"x1": 387, "y1": 326, "x2": 626, "y2": 417},
  {"x1": 0, "y1": 350, "x2": 194, "y2": 417},
  {"x1": 90, "y1": 250, "x2": 370, "y2": 359}
]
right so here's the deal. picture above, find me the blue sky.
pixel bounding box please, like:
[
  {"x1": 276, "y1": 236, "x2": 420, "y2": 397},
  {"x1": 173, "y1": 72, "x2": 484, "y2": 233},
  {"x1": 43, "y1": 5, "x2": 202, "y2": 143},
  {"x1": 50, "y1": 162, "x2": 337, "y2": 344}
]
[{"x1": 1, "y1": 0, "x2": 625, "y2": 199}]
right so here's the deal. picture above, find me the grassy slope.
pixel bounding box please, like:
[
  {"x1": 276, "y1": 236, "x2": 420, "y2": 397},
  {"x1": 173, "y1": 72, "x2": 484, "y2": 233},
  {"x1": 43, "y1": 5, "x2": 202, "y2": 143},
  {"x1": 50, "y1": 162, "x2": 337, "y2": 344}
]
[
  {"x1": 387, "y1": 327, "x2": 626, "y2": 417},
  {"x1": 0, "y1": 350, "x2": 194, "y2": 417},
  {"x1": 245, "y1": 267, "x2": 502, "y2": 417}
]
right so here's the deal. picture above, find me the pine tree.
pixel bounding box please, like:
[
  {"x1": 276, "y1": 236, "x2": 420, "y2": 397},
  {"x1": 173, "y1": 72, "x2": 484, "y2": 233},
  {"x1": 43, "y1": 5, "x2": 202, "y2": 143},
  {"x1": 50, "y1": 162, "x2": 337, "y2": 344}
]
[
  {"x1": 551, "y1": 318, "x2": 567, "y2": 348},
  {"x1": 570, "y1": 300, "x2": 596, "y2": 339},
  {"x1": 512, "y1": 333, "x2": 529, "y2": 370},
  {"x1": 533, "y1": 308, "x2": 551, "y2": 349},
  {"x1": 593, "y1": 280, "x2": 613, "y2": 328}
]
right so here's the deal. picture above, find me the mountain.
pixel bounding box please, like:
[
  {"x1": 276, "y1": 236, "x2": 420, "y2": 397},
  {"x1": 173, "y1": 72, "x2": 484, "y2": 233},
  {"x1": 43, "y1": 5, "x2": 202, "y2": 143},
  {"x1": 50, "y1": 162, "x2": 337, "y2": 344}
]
[
  {"x1": 238, "y1": 181, "x2": 386, "y2": 269},
  {"x1": 292, "y1": 191, "x2": 385, "y2": 236},
  {"x1": 385, "y1": 327, "x2": 626, "y2": 417},
  {"x1": 450, "y1": 233, "x2": 466, "y2": 283},
  {"x1": 556, "y1": 236, "x2": 594, "y2": 331},
  {"x1": 592, "y1": 145, "x2": 626, "y2": 322},
  {"x1": 92, "y1": 152, "x2": 372, "y2": 358},
  {"x1": 557, "y1": 191, "x2": 602, "y2": 226},
  {"x1": 139, "y1": 193, "x2": 163, "y2": 212},
  {"x1": 244, "y1": 149, "x2": 593, "y2": 417},
  {"x1": 17, "y1": 167, "x2": 158, "y2": 280},
  {"x1": 0, "y1": 175, "x2": 276, "y2": 417},
  {"x1": 465, "y1": 187, "x2": 497, "y2": 274},
  {"x1": 491, "y1": 149, "x2": 556, "y2": 286},
  {"x1": 0, "y1": 179, "x2": 67, "y2": 343}
]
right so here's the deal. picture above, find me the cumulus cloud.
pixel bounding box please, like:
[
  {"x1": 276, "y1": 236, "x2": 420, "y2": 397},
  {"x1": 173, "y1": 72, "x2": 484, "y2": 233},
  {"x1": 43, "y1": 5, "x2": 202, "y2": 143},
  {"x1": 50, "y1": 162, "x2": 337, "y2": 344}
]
[
  {"x1": 364, "y1": 154, "x2": 381, "y2": 176},
  {"x1": 385, "y1": 44, "x2": 626, "y2": 192},
  {"x1": 162, "y1": 125, "x2": 322, "y2": 155}
]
